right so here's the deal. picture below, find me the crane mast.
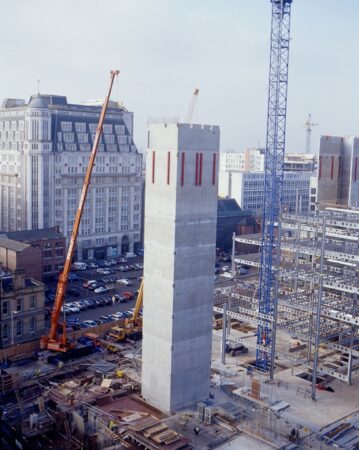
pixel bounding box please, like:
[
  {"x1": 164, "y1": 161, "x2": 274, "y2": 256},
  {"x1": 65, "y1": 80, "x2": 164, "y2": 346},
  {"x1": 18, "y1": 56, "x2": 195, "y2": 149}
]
[
  {"x1": 41, "y1": 70, "x2": 119, "y2": 352},
  {"x1": 304, "y1": 113, "x2": 318, "y2": 154},
  {"x1": 256, "y1": 0, "x2": 292, "y2": 376}
]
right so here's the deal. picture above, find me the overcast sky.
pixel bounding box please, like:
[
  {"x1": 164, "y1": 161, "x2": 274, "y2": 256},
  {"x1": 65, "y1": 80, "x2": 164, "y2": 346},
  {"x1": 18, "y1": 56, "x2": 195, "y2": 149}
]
[{"x1": 1, "y1": 0, "x2": 358, "y2": 154}]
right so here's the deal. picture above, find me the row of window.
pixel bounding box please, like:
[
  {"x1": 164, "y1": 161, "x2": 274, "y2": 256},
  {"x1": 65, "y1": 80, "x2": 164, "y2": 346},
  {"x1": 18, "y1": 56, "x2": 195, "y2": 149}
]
[
  {"x1": 2, "y1": 296, "x2": 37, "y2": 315},
  {"x1": 1, "y1": 318, "x2": 36, "y2": 341},
  {"x1": 61, "y1": 122, "x2": 126, "y2": 135}
]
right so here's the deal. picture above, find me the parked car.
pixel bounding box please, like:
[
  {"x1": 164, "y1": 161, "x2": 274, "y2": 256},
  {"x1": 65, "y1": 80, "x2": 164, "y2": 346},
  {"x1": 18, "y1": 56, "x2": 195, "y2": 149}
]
[
  {"x1": 100, "y1": 315, "x2": 113, "y2": 322},
  {"x1": 122, "y1": 291, "x2": 135, "y2": 300},
  {"x1": 116, "y1": 278, "x2": 132, "y2": 286},
  {"x1": 67, "y1": 287, "x2": 81, "y2": 297},
  {"x1": 112, "y1": 294, "x2": 126, "y2": 303},
  {"x1": 83, "y1": 320, "x2": 97, "y2": 328},
  {"x1": 104, "y1": 297, "x2": 112, "y2": 305},
  {"x1": 74, "y1": 301, "x2": 88, "y2": 310},
  {"x1": 89, "y1": 262, "x2": 99, "y2": 269},
  {"x1": 88, "y1": 283, "x2": 99, "y2": 291},
  {"x1": 94, "y1": 286, "x2": 109, "y2": 294},
  {"x1": 118, "y1": 258, "x2": 127, "y2": 263},
  {"x1": 83, "y1": 279, "x2": 97, "y2": 288},
  {"x1": 68, "y1": 272, "x2": 79, "y2": 282},
  {"x1": 72, "y1": 262, "x2": 87, "y2": 271},
  {"x1": 66, "y1": 304, "x2": 80, "y2": 313}
]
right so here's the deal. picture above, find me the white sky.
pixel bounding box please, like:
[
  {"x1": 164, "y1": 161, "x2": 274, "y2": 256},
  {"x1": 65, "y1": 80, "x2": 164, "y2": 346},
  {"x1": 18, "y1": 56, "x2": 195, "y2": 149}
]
[{"x1": 1, "y1": 0, "x2": 358, "y2": 154}]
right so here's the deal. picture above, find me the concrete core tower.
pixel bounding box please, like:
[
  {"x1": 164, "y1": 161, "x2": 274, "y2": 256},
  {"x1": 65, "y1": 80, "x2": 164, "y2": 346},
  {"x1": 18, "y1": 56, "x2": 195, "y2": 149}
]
[{"x1": 142, "y1": 121, "x2": 220, "y2": 413}]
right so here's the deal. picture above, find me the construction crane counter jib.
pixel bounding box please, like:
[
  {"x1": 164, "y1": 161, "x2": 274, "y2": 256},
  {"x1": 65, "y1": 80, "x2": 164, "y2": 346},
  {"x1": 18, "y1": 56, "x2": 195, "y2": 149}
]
[{"x1": 40, "y1": 70, "x2": 120, "y2": 352}]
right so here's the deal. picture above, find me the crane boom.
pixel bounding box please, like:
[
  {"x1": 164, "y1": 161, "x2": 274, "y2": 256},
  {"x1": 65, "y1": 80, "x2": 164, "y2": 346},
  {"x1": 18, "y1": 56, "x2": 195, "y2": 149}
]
[
  {"x1": 41, "y1": 70, "x2": 119, "y2": 352},
  {"x1": 186, "y1": 88, "x2": 199, "y2": 124}
]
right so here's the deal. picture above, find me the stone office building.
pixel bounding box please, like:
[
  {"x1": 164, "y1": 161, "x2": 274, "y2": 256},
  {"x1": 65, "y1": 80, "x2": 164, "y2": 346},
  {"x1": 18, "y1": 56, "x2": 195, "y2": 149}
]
[
  {"x1": 0, "y1": 95, "x2": 142, "y2": 260},
  {"x1": 0, "y1": 269, "x2": 45, "y2": 348}
]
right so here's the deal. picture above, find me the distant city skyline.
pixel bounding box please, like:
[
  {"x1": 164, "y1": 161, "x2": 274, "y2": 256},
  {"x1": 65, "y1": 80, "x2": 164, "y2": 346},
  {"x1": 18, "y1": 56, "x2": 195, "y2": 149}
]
[{"x1": 1, "y1": 0, "x2": 358, "y2": 154}]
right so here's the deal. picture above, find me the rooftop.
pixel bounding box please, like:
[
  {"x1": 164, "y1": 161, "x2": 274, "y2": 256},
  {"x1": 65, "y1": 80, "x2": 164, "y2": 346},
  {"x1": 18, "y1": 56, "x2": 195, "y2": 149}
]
[
  {"x1": 0, "y1": 238, "x2": 31, "y2": 252},
  {"x1": 0, "y1": 227, "x2": 64, "y2": 242}
]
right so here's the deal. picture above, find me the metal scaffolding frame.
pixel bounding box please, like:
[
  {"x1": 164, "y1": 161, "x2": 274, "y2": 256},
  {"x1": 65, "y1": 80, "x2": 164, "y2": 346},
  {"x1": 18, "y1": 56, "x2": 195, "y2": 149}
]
[{"x1": 215, "y1": 208, "x2": 359, "y2": 396}]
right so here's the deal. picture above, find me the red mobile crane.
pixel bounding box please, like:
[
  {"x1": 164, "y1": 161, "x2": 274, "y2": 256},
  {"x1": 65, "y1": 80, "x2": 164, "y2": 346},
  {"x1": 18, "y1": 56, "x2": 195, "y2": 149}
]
[{"x1": 40, "y1": 70, "x2": 120, "y2": 352}]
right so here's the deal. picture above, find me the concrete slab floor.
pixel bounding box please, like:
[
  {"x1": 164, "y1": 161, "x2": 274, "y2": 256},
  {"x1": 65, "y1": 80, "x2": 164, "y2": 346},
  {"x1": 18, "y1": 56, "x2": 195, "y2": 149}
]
[{"x1": 211, "y1": 334, "x2": 359, "y2": 431}]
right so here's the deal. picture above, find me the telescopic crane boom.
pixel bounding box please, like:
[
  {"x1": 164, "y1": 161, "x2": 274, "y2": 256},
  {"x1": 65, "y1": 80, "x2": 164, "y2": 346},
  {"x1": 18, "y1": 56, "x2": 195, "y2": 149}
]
[
  {"x1": 40, "y1": 70, "x2": 120, "y2": 352},
  {"x1": 186, "y1": 88, "x2": 199, "y2": 124}
]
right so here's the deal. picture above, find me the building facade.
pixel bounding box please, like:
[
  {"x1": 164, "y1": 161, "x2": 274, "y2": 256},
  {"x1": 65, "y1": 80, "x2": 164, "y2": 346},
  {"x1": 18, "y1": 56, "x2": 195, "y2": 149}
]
[
  {"x1": 0, "y1": 238, "x2": 42, "y2": 282},
  {"x1": 0, "y1": 227, "x2": 65, "y2": 279},
  {"x1": 0, "y1": 270, "x2": 45, "y2": 348},
  {"x1": 0, "y1": 95, "x2": 142, "y2": 260},
  {"x1": 219, "y1": 170, "x2": 310, "y2": 213},
  {"x1": 220, "y1": 149, "x2": 316, "y2": 173},
  {"x1": 317, "y1": 136, "x2": 359, "y2": 208},
  {"x1": 142, "y1": 122, "x2": 219, "y2": 413}
]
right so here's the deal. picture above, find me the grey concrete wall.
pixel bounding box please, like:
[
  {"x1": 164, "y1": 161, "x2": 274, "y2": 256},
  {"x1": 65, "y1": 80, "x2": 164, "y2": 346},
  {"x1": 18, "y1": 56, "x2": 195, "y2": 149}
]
[
  {"x1": 349, "y1": 137, "x2": 359, "y2": 207},
  {"x1": 142, "y1": 122, "x2": 219, "y2": 413},
  {"x1": 317, "y1": 136, "x2": 342, "y2": 206}
]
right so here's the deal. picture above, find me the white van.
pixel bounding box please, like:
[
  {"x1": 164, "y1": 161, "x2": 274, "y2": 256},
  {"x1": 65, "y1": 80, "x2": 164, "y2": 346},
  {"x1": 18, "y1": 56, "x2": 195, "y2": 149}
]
[{"x1": 72, "y1": 262, "x2": 87, "y2": 271}]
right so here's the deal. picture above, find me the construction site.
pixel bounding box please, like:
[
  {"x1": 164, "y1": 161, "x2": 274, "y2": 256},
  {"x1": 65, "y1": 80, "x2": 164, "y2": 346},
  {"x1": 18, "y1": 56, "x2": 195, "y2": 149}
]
[{"x1": 1, "y1": 1, "x2": 359, "y2": 449}]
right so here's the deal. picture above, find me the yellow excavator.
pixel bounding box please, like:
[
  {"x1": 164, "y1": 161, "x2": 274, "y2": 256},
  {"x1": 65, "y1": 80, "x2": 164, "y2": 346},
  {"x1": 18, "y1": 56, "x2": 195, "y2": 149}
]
[{"x1": 108, "y1": 280, "x2": 143, "y2": 341}]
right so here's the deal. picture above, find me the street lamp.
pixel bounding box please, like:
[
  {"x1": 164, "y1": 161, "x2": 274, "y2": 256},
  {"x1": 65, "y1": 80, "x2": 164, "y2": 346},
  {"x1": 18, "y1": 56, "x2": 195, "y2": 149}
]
[{"x1": 11, "y1": 310, "x2": 18, "y2": 346}]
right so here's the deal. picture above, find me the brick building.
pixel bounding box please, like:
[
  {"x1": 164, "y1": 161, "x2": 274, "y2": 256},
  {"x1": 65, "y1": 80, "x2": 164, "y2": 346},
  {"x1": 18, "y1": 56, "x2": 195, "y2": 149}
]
[
  {"x1": 0, "y1": 227, "x2": 65, "y2": 279},
  {"x1": 0, "y1": 238, "x2": 42, "y2": 281},
  {"x1": 0, "y1": 269, "x2": 45, "y2": 348}
]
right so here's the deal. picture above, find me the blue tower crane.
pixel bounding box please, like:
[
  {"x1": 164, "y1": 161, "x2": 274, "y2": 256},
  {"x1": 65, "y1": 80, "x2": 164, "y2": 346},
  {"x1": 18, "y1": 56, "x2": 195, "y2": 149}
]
[{"x1": 256, "y1": 0, "x2": 293, "y2": 377}]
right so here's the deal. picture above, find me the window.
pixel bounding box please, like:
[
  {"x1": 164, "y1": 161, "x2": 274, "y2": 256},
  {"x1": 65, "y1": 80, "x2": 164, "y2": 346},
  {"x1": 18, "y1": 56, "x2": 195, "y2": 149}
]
[
  {"x1": 2, "y1": 301, "x2": 8, "y2": 316},
  {"x1": 44, "y1": 249, "x2": 52, "y2": 259},
  {"x1": 30, "y1": 295, "x2": 36, "y2": 309},
  {"x1": 61, "y1": 122, "x2": 72, "y2": 132},
  {"x1": 30, "y1": 318, "x2": 36, "y2": 335},
  {"x1": 75, "y1": 122, "x2": 86, "y2": 132},
  {"x1": 2, "y1": 324, "x2": 9, "y2": 341},
  {"x1": 56, "y1": 249, "x2": 63, "y2": 257},
  {"x1": 16, "y1": 320, "x2": 22, "y2": 337},
  {"x1": 43, "y1": 264, "x2": 52, "y2": 273},
  {"x1": 16, "y1": 298, "x2": 22, "y2": 312}
]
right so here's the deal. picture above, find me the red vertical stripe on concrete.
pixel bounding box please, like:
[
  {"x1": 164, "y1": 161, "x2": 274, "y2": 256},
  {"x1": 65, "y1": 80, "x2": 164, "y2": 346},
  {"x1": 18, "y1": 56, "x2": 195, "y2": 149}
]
[
  {"x1": 212, "y1": 153, "x2": 216, "y2": 185},
  {"x1": 181, "y1": 152, "x2": 185, "y2": 186},
  {"x1": 167, "y1": 151, "x2": 171, "y2": 185},
  {"x1": 338, "y1": 156, "x2": 341, "y2": 180},
  {"x1": 331, "y1": 156, "x2": 334, "y2": 179},
  {"x1": 152, "y1": 151, "x2": 155, "y2": 184},
  {"x1": 199, "y1": 153, "x2": 203, "y2": 186},
  {"x1": 195, "y1": 153, "x2": 199, "y2": 185},
  {"x1": 355, "y1": 157, "x2": 358, "y2": 182},
  {"x1": 319, "y1": 156, "x2": 322, "y2": 180}
]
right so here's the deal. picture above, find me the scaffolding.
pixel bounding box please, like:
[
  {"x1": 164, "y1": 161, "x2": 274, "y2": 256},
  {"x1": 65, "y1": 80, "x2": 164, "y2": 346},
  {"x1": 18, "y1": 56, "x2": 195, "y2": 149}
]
[{"x1": 215, "y1": 208, "x2": 359, "y2": 399}]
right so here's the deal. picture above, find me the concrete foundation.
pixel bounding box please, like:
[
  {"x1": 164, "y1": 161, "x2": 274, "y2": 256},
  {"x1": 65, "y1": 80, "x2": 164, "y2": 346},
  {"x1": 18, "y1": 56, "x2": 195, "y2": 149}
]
[{"x1": 141, "y1": 122, "x2": 220, "y2": 413}]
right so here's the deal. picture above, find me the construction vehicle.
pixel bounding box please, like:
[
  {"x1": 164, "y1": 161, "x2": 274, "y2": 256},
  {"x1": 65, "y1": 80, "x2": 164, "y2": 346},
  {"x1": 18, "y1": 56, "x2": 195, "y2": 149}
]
[
  {"x1": 108, "y1": 280, "x2": 143, "y2": 342},
  {"x1": 40, "y1": 70, "x2": 119, "y2": 352}
]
